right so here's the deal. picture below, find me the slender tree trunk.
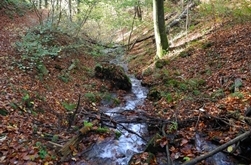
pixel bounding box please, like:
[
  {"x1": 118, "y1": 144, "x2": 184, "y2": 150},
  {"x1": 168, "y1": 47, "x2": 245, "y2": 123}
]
[
  {"x1": 77, "y1": 0, "x2": 81, "y2": 14},
  {"x1": 45, "y1": 0, "x2": 48, "y2": 8},
  {"x1": 153, "y1": 0, "x2": 168, "y2": 58},
  {"x1": 134, "y1": 0, "x2": 142, "y2": 21},
  {"x1": 69, "y1": 0, "x2": 72, "y2": 22},
  {"x1": 39, "y1": 0, "x2": 41, "y2": 8}
]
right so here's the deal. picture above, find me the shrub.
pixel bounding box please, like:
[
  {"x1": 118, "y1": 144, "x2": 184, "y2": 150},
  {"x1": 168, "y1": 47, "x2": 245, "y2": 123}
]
[
  {"x1": 15, "y1": 27, "x2": 61, "y2": 73},
  {"x1": 84, "y1": 92, "x2": 96, "y2": 102}
]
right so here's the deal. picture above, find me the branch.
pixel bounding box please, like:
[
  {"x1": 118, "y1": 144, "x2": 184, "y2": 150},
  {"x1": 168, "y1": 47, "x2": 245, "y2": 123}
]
[
  {"x1": 162, "y1": 124, "x2": 173, "y2": 165},
  {"x1": 166, "y1": 2, "x2": 196, "y2": 30},
  {"x1": 182, "y1": 131, "x2": 251, "y2": 165},
  {"x1": 100, "y1": 113, "x2": 147, "y2": 142},
  {"x1": 67, "y1": 94, "x2": 81, "y2": 131},
  {"x1": 59, "y1": 119, "x2": 99, "y2": 160}
]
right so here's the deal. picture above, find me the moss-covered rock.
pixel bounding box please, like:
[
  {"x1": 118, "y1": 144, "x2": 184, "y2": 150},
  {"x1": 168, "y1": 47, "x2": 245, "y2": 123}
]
[
  {"x1": 95, "y1": 63, "x2": 132, "y2": 90},
  {"x1": 147, "y1": 88, "x2": 161, "y2": 101}
]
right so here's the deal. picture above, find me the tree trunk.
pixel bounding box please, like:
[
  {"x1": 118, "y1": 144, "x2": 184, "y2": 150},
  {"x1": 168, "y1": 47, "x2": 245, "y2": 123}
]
[
  {"x1": 45, "y1": 0, "x2": 48, "y2": 8},
  {"x1": 153, "y1": 0, "x2": 169, "y2": 58},
  {"x1": 134, "y1": 0, "x2": 142, "y2": 21},
  {"x1": 39, "y1": 0, "x2": 41, "y2": 8},
  {"x1": 77, "y1": 0, "x2": 81, "y2": 14},
  {"x1": 69, "y1": 0, "x2": 72, "y2": 22}
]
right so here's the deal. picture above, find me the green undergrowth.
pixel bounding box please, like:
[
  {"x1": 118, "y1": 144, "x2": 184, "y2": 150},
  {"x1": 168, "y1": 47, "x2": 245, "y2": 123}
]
[
  {"x1": 198, "y1": 0, "x2": 251, "y2": 23},
  {"x1": 0, "y1": 0, "x2": 31, "y2": 17},
  {"x1": 15, "y1": 20, "x2": 111, "y2": 80}
]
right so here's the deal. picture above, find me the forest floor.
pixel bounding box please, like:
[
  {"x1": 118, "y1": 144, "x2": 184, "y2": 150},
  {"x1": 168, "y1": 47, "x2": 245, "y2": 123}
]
[{"x1": 1, "y1": 4, "x2": 251, "y2": 165}]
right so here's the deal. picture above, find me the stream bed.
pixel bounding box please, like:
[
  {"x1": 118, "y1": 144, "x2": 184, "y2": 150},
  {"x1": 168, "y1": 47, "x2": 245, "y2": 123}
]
[
  {"x1": 83, "y1": 50, "x2": 149, "y2": 165},
  {"x1": 79, "y1": 48, "x2": 236, "y2": 165}
]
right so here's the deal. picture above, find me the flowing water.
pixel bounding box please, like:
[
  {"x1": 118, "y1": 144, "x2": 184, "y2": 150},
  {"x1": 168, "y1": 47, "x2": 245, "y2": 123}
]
[
  {"x1": 195, "y1": 133, "x2": 235, "y2": 165},
  {"x1": 77, "y1": 47, "x2": 236, "y2": 165},
  {"x1": 83, "y1": 49, "x2": 149, "y2": 165}
]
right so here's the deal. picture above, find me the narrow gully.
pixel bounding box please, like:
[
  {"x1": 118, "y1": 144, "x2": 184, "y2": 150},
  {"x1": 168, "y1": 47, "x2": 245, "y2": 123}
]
[{"x1": 83, "y1": 49, "x2": 149, "y2": 165}]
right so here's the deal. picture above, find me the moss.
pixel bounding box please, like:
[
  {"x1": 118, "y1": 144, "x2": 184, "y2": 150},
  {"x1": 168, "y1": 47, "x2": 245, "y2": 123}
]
[
  {"x1": 147, "y1": 88, "x2": 161, "y2": 101},
  {"x1": 155, "y1": 59, "x2": 169, "y2": 69}
]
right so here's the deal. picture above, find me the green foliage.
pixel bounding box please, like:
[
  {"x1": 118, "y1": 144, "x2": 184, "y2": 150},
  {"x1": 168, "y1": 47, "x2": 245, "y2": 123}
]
[
  {"x1": 198, "y1": 0, "x2": 251, "y2": 22},
  {"x1": 52, "y1": 135, "x2": 59, "y2": 142},
  {"x1": 232, "y1": 2, "x2": 251, "y2": 22},
  {"x1": 178, "y1": 83, "x2": 188, "y2": 91},
  {"x1": 198, "y1": 0, "x2": 229, "y2": 18},
  {"x1": 168, "y1": 121, "x2": 178, "y2": 132},
  {"x1": 202, "y1": 41, "x2": 213, "y2": 49},
  {"x1": 230, "y1": 92, "x2": 244, "y2": 99},
  {"x1": 155, "y1": 59, "x2": 169, "y2": 69},
  {"x1": 0, "y1": 0, "x2": 31, "y2": 16},
  {"x1": 211, "y1": 88, "x2": 224, "y2": 99},
  {"x1": 101, "y1": 92, "x2": 120, "y2": 106},
  {"x1": 16, "y1": 28, "x2": 61, "y2": 73},
  {"x1": 193, "y1": 89, "x2": 201, "y2": 96},
  {"x1": 83, "y1": 121, "x2": 93, "y2": 127},
  {"x1": 62, "y1": 102, "x2": 76, "y2": 111},
  {"x1": 113, "y1": 98, "x2": 121, "y2": 105},
  {"x1": 115, "y1": 131, "x2": 122, "y2": 139},
  {"x1": 187, "y1": 78, "x2": 205, "y2": 88},
  {"x1": 164, "y1": 77, "x2": 205, "y2": 100},
  {"x1": 32, "y1": 125, "x2": 38, "y2": 134},
  {"x1": 0, "y1": 109, "x2": 8, "y2": 116},
  {"x1": 22, "y1": 93, "x2": 34, "y2": 108},
  {"x1": 58, "y1": 72, "x2": 71, "y2": 83},
  {"x1": 183, "y1": 156, "x2": 191, "y2": 161},
  {"x1": 36, "y1": 142, "x2": 48, "y2": 159},
  {"x1": 179, "y1": 48, "x2": 194, "y2": 58},
  {"x1": 96, "y1": 127, "x2": 109, "y2": 133},
  {"x1": 84, "y1": 92, "x2": 97, "y2": 102},
  {"x1": 101, "y1": 92, "x2": 113, "y2": 101},
  {"x1": 163, "y1": 92, "x2": 173, "y2": 103},
  {"x1": 166, "y1": 79, "x2": 180, "y2": 88}
]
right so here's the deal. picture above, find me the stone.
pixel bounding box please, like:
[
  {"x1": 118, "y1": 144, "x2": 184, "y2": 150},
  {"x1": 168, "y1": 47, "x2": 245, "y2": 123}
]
[{"x1": 95, "y1": 63, "x2": 132, "y2": 90}]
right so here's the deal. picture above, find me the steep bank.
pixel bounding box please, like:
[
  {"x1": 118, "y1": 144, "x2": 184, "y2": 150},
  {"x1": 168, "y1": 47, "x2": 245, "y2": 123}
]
[{"x1": 126, "y1": 20, "x2": 251, "y2": 163}]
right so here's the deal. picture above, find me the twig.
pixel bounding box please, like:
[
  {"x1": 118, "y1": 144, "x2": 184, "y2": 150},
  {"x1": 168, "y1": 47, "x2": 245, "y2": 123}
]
[
  {"x1": 118, "y1": 123, "x2": 147, "y2": 142},
  {"x1": 48, "y1": 141, "x2": 63, "y2": 148},
  {"x1": 67, "y1": 94, "x2": 81, "y2": 131},
  {"x1": 182, "y1": 131, "x2": 251, "y2": 165},
  {"x1": 162, "y1": 124, "x2": 173, "y2": 165},
  {"x1": 101, "y1": 113, "x2": 147, "y2": 142}
]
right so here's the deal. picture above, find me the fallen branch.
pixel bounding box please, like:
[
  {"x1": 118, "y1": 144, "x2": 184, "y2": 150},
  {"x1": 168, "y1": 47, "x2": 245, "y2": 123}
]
[
  {"x1": 166, "y1": 2, "x2": 196, "y2": 31},
  {"x1": 59, "y1": 119, "x2": 99, "y2": 161},
  {"x1": 182, "y1": 131, "x2": 251, "y2": 165},
  {"x1": 100, "y1": 113, "x2": 147, "y2": 142}
]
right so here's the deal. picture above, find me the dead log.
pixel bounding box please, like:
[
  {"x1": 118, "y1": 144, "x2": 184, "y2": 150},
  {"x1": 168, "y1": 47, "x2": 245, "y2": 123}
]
[{"x1": 182, "y1": 131, "x2": 251, "y2": 165}]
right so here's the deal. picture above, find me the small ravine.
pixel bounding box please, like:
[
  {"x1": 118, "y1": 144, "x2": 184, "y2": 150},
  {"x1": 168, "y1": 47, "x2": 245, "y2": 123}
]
[
  {"x1": 81, "y1": 47, "x2": 235, "y2": 165},
  {"x1": 83, "y1": 48, "x2": 149, "y2": 165}
]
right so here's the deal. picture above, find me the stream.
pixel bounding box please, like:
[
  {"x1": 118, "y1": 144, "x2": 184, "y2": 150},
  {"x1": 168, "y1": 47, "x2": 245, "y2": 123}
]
[
  {"x1": 83, "y1": 49, "x2": 149, "y2": 165},
  {"x1": 80, "y1": 48, "x2": 235, "y2": 165}
]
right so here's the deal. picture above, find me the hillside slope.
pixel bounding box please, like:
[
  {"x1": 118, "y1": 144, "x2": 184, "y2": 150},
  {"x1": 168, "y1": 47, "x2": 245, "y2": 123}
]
[{"x1": 127, "y1": 18, "x2": 251, "y2": 163}]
